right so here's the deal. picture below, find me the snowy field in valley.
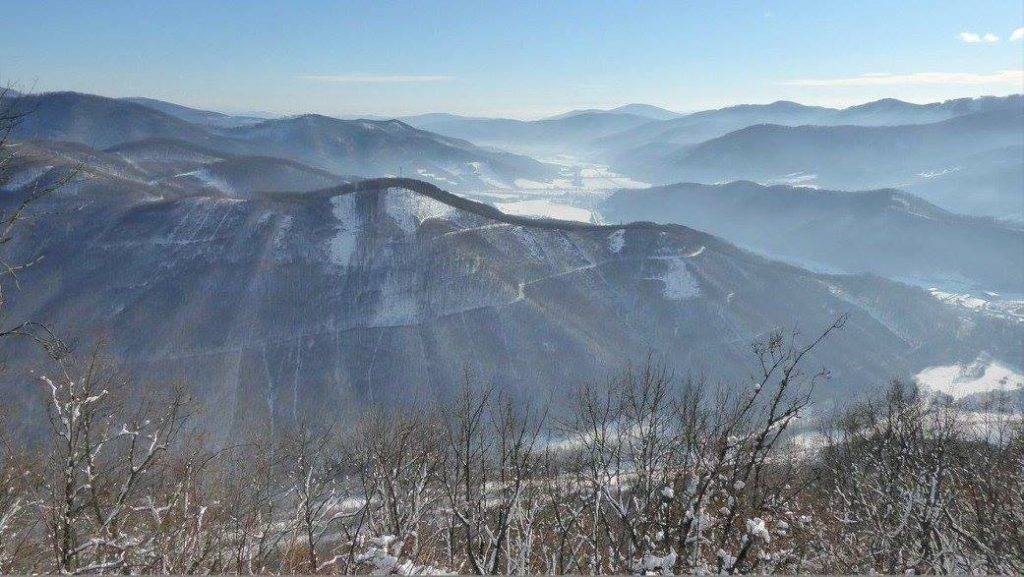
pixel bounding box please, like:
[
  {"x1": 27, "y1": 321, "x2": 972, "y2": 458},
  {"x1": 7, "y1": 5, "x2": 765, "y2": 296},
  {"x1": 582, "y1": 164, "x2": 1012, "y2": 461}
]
[
  {"x1": 453, "y1": 160, "x2": 650, "y2": 222},
  {"x1": 495, "y1": 199, "x2": 598, "y2": 222},
  {"x1": 916, "y1": 357, "x2": 1024, "y2": 399}
]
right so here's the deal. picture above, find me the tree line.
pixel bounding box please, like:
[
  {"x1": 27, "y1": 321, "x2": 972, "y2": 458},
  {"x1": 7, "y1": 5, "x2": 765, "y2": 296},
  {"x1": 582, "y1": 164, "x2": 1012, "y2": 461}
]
[{"x1": 1, "y1": 324, "x2": 1021, "y2": 574}]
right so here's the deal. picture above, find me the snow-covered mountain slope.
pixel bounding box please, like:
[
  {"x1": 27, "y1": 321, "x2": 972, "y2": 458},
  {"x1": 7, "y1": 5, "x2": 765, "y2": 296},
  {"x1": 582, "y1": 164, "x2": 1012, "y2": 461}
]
[{"x1": 1, "y1": 177, "x2": 1019, "y2": 438}]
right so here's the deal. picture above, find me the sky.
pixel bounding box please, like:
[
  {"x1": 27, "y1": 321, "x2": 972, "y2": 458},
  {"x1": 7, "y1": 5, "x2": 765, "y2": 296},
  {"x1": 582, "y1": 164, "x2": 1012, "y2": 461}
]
[{"x1": 3, "y1": 0, "x2": 1022, "y2": 119}]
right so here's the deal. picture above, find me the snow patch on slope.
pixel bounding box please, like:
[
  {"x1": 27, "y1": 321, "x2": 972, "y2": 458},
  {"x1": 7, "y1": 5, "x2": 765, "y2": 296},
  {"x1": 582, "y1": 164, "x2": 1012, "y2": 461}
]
[
  {"x1": 415, "y1": 168, "x2": 458, "y2": 186},
  {"x1": 384, "y1": 187, "x2": 454, "y2": 233},
  {"x1": 646, "y1": 256, "x2": 700, "y2": 300},
  {"x1": 608, "y1": 229, "x2": 625, "y2": 253},
  {"x1": 177, "y1": 168, "x2": 236, "y2": 195},
  {"x1": 917, "y1": 166, "x2": 961, "y2": 179},
  {"x1": 765, "y1": 171, "x2": 819, "y2": 188},
  {"x1": 328, "y1": 194, "x2": 360, "y2": 267}
]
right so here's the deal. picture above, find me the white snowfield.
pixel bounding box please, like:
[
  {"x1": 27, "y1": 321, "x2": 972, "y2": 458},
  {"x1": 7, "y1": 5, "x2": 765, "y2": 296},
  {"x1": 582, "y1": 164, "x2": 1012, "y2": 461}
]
[
  {"x1": 496, "y1": 199, "x2": 596, "y2": 222},
  {"x1": 916, "y1": 357, "x2": 1024, "y2": 399}
]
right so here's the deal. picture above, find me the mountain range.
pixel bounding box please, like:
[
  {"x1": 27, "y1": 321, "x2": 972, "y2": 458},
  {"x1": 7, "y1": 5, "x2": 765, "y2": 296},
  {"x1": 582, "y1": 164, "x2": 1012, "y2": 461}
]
[
  {"x1": 543, "y1": 103, "x2": 683, "y2": 121},
  {"x1": 401, "y1": 110, "x2": 656, "y2": 157},
  {"x1": 1, "y1": 90, "x2": 1021, "y2": 436},
  {"x1": 1, "y1": 173, "x2": 1019, "y2": 436},
  {"x1": 5, "y1": 92, "x2": 559, "y2": 191},
  {"x1": 597, "y1": 95, "x2": 1022, "y2": 157},
  {"x1": 387, "y1": 95, "x2": 1024, "y2": 222},
  {"x1": 591, "y1": 96, "x2": 1023, "y2": 219},
  {"x1": 600, "y1": 181, "x2": 1024, "y2": 293}
]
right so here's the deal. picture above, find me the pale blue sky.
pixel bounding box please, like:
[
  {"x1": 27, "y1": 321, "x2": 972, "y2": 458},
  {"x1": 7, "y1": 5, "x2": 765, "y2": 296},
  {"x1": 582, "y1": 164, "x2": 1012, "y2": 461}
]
[{"x1": 3, "y1": 1, "x2": 1022, "y2": 118}]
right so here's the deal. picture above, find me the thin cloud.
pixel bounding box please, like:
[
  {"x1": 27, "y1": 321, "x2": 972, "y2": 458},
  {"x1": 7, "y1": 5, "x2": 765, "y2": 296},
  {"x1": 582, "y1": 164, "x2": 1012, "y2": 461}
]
[
  {"x1": 1011, "y1": 27, "x2": 1024, "y2": 41},
  {"x1": 300, "y1": 74, "x2": 455, "y2": 83},
  {"x1": 780, "y1": 70, "x2": 1024, "y2": 87},
  {"x1": 958, "y1": 31, "x2": 999, "y2": 43}
]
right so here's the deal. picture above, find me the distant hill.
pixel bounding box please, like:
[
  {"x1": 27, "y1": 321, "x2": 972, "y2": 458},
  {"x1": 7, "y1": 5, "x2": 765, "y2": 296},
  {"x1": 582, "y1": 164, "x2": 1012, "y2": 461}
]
[
  {"x1": 167, "y1": 156, "x2": 354, "y2": 197},
  {"x1": 596, "y1": 95, "x2": 1024, "y2": 178},
  {"x1": 225, "y1": 114, "x2": 558, "y2": 187},
  {"x1": 105, "y1": 138, "x2": 231, "y2": 176},
  {"x1": 595, "y1": 100, "x2": 836, "y2": 157},
  {"x1": 610, "y1": 104, "x2": 682, "y2": 120},
  {"x1": 834, "y1": 95, "x2": 1023, "y2": 125},
  {"x1": 601, "y1": 180, "x2": 1024, "y2": 293},
  {"x1": 7, "y1": 92, "x2": 221, "y2": 149},
  {"x1": 123, "y1": 96, "x2": 267, "y2": 129},
  {"x1": 672, "y1": 108, "x2": 1020, "y2": 183},
  {"x1": 904, "y1": 145, "x2": 1024, "y2": 222},
  {"x1": 6, "y1": 92, "x2": 561, "y2": 191},
  {"x1": 545, "y1": 103, "x2": 681, "y2": 121},
  {"x1": 402, "y1": 109, "x2": 654, "y2": 156},
  {"x1": 605, "y1": 103, "x2": 1024, "y2": 220}
]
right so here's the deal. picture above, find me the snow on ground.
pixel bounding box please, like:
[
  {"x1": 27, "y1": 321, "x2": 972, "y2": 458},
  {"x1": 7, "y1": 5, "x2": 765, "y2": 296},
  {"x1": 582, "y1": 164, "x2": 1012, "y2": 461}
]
[
  {"x1": 513, "y1": 177, "x2": 575, "y2": 190},
  {"x1": 385, "y1": 187, "x2": 454, "y2": 233},
  {"x1": 460, "y1": 162, "x2": 648, "y2": 224},
  {"x1": 512, "y1": 164, "x2": 648, "y2": 192},
  {"x1": 496, "y1": 199, "x2": 596, "y2": 222},
  {"x1": 608, "y1": 229, "x2": 625, "y2": 253},
  {"x1": 176, "y1": 168, "x2": 236, "y2": 195},
  {"x1": 764, "y1": 171, "x2": 819, "y2": 188},
  {"x1": 645, "y1": 256, "x2": 700, "y2": 300},
  {"x1": 916, "y1": 357, "x2": 1024, "y2": 399},
  {"x1": 577, "y1": 165, "x2": 649, "y2": 190},
  {"x1": 929, "y1": 288, "x2": 988, "y2": 309},
  {"x1": 917, "y1": 166, "x2": 961, "y2": 179},
  {"x1": 928, "y1": 288, "x2": 1024, "y2": 323},
  {"x1": 328, "y1": 194, "x2": 359, "y2": 267}
]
